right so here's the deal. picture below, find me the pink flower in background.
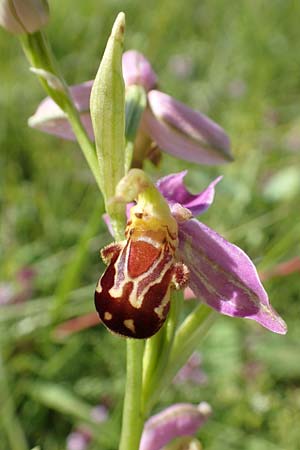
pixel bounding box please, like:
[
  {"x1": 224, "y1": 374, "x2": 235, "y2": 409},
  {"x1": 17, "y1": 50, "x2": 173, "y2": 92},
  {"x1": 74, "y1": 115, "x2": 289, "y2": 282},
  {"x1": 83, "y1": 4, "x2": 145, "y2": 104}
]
[
  {"x1": 174, "y1": 352, "x2": 208, "y2": 385},
  {"x1": 0, "y1": 267, "x2": 35, "y2": 306},
  {"x1": 66, "y1": 428, "x2": 91, "y2": 450},
  {"x1": 66, "y1": 404, "x2": 108, "y2": 450},
  {"x1": 29, "y1": 50, "x2": 232, "y2": 166}
]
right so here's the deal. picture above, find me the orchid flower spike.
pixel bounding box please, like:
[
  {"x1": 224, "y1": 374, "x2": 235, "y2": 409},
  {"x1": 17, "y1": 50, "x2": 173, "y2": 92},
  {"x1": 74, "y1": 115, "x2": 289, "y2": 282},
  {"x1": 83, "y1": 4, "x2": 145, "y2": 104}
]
[{"x1": 29, "y1": 50, "x2": 232, "y2": 166}]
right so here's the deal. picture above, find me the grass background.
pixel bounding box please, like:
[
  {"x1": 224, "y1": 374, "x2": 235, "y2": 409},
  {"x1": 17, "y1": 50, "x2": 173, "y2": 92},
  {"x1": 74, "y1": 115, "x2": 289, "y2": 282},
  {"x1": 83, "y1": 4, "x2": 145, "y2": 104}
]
[{"x1": 1, "y1": 0, "x2": 300, "y2": 449}]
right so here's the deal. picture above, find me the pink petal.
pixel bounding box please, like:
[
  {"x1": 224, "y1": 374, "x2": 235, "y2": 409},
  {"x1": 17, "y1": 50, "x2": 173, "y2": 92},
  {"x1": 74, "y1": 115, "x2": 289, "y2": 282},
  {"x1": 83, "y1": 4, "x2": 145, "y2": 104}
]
[
  {"x1": 122, "y1": 50, "x2": 158, "y2": 92},
  {"x1": 139, "y1": 402, "x2": 211, "y2": 450},
  {"x1": 157, "y1": 171, "x2": 222, "y2": 216},
  {"x1": 178, "y1": 220, "x2": 287, "y2": 334},
  {"x1": 29, "y1": 81, "x2": 94, "y2": 140},
  {"x1": 142, "y1": 90, "x2": 232, "y2": 165}
]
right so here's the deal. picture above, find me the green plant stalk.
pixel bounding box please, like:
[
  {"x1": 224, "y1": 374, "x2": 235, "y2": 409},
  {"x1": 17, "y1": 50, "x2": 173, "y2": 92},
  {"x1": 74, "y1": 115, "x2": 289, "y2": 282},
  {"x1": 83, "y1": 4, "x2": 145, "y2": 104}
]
[
  {"x1": 145, "y1": 303, "x2": 216, "y2": 412},
  {"x1": 19, "y1": 31, "x2": 102, "y2": 191},
  {"x1": 142, "y1": 326, "x2": 165, "y2": 393},
  {"x1": 119, "y1": 339, "x2": 145, "y2": 450},
  {"x1": 115, "y1": 223, "x2": 145, "y2": 450}
]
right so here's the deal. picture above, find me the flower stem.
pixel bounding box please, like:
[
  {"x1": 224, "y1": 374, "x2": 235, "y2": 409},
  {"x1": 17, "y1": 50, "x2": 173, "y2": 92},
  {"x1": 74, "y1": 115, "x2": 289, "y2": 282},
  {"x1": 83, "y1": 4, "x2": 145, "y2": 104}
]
[
  {"x1": 64, "y1": 101, "x2": 103, "y2": 191},
  {"x1": 119, "y1": 339, "x2": 145, "y2": 450}
]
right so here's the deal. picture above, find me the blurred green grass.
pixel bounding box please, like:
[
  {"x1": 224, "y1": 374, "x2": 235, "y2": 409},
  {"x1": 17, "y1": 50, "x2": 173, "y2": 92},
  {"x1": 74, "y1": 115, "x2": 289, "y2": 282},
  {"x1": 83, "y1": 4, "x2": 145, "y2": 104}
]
[{"x1": 1, "y1": 0, "x2": 300, "y2": 449}]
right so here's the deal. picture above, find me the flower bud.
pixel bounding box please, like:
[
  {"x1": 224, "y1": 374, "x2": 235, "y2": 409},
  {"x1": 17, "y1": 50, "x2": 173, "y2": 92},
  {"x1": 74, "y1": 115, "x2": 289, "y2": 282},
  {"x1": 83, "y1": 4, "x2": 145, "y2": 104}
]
[
  {"x1": 139, "y1": 402, "x2": 212, "y2": 450},
  {"x1": 0, "y1": 0, "x2": 49, "y2": 34},
  {"x1": 122, "y1": 50, "x2": 157, "y2": 92}
]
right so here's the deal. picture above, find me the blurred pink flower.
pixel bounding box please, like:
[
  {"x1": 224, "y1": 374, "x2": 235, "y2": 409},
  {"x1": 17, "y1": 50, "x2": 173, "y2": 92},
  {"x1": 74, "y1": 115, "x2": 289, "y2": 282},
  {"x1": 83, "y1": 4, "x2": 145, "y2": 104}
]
[
  {"x1": 66, "y1": 404, "x2": 108, "y2": 450},
  {"x1": 66, "y1": 429, "x2": 91, "y2": 450},
  {"x1": 174, "y1": 353, "x2": 207, "y2": 385},
  {"x1": 0, "y1": 267, "x2": 35, "y2": 306}
]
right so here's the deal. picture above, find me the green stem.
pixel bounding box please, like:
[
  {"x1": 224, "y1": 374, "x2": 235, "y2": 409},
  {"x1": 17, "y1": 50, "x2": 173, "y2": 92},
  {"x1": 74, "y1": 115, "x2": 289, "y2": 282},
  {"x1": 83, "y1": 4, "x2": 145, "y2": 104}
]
[
  {"x1": 142, "y1": 328, "x2": 165, "y2": 393},
  {"x1": 119, "y1": 339, "x2": 145, "y2": 450},
  {"x1": 19, "y1": 31, "x2": 102, "y2": 191},
  {"x1": 64, "y1": 101, "x2": 103, "y2": 191}
]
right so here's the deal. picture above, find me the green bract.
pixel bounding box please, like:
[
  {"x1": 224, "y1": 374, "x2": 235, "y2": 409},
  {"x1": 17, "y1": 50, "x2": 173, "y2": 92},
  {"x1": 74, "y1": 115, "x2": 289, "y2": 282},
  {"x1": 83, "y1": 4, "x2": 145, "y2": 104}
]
[{"x1": 90, "y1": 12, "x2": 126, "y2": 239}]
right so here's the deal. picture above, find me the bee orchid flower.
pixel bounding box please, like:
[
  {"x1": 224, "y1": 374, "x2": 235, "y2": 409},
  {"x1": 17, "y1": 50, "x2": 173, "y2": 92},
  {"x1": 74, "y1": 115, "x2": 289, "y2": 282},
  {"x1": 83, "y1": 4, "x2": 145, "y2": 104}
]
[
  {"x1": 101, "y1": 170, "x2": 287, "y2": 335},
  {"x1": 29, "y1": 51, "x2": 232, "y2": 166}
]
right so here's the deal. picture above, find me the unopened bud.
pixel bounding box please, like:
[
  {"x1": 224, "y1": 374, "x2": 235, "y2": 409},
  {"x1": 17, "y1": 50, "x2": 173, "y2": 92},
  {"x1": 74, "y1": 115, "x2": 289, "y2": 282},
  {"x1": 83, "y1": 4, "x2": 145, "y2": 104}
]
[{"x1": 0, "y1": 0, "x2": 49, "y2": 34}]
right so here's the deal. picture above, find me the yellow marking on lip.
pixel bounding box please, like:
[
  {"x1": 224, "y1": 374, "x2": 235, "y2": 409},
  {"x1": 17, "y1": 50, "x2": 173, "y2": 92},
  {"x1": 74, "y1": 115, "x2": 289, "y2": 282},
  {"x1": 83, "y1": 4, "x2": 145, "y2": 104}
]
[
  {"x1": 154, "y1": 289, "x2": 170, "y2": 319},
  {"x1": 96, "y1": 282, "x2": 102, "y2": 293},
  {"x1": 124, "y1": 319, "x2": 136, "y2": 333},
  {"x1": 104, "y1": 311, "x2": 112, "y2": 320}
]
